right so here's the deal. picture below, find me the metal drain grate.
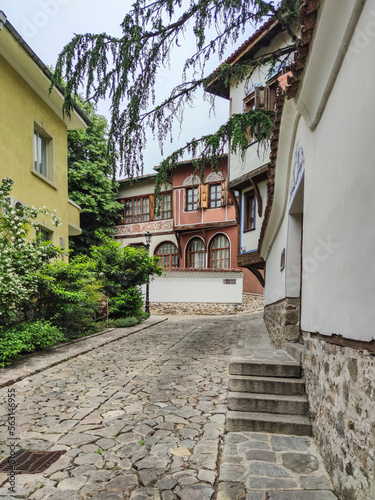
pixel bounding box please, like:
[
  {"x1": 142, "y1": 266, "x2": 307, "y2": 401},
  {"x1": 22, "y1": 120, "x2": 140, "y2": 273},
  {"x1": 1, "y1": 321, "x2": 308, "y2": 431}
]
[{"x1": 0, "y1": 449, "x2": 66, "y2": 474}]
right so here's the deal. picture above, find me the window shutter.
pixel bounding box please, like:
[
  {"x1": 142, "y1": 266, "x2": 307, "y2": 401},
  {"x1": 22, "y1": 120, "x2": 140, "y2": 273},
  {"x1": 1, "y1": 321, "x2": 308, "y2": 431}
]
[
  {"x1": 197, "y1": 185, "x2": 201, "y2": 210},
  {"x1": 254, "y1": 87, "x2": 271, "y2": 110},
  {"x1": 149, "y1": 195, "x2": 154, "y2": 220},
  {"x1": 201, "y1": 184, "x2": 209, "y2": 209},
  {"x1": 227, "y1": 190, "x2": 233, "y2": 205},
  {"x1": 221, "y1": 180, "x2": 228, "y2": 207}
]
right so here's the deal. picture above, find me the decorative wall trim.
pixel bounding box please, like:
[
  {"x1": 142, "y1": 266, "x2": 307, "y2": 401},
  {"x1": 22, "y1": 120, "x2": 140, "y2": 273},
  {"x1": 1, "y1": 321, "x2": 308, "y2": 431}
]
[
  {"x1": 183, "y1": 174, "x2": 201, "y2": 186},
  {"x1": 206, "y1": 171, "x2": 224, "y2": 182},
  {"x1": 115, "y1": 220, "x2": 173, "y2": 235}
]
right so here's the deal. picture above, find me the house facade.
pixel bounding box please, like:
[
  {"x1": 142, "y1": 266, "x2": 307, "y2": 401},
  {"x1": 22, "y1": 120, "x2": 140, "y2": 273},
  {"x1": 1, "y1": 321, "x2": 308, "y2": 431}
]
[
  {"x1": 207, "y1": 19, "x2": 292, "y2": 292},
  {"x1": 0, "y1": 12, "x2": 88, "y2": 259},
  {"x1": 115, "y1": 173, "x2": 178, "y2": 261},
  {"x1": 217, "y1": 1, "x2": 375, "y2": 498},
  {"x1": 116, "y1": 157, "x2": 262, "y2": 294}
]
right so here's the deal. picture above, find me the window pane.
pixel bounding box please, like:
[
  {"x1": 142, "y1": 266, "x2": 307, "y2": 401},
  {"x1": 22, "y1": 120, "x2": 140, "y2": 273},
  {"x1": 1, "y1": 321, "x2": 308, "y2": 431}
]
[
  {"x1": 142, "y1": 197, "x2": 150, "y2": 221},
  {"x1": 40, "y1": 134, "x2": 47, "y2": 177},
  {"x1": 125, "y1": 199, "x2": 133, "y2": 223},
  {"x1": 133, "y1": 199, "x2": 141, "y2": 222},
  {"x1": 34, "y1": 130, "x2": 38, "y2": 171},
  {"x1": 155, "y1": 242, "x2": 178, "y2": 268},
  {"x1": 210, "y1": 235, "x2": 229, "y2": 269}
]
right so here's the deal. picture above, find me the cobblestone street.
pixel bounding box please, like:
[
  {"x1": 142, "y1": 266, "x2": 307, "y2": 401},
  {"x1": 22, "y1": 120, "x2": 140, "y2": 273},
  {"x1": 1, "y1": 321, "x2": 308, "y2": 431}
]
[{"x1": 0, "y1": 314, "x2": 336, "y2": 499}]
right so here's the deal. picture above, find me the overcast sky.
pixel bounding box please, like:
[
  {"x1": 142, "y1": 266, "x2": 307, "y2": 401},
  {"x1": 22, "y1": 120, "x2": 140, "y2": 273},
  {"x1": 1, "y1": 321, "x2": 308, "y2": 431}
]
[{"x1": 1, "y1": 0, "x2": 253, "y2": 177}]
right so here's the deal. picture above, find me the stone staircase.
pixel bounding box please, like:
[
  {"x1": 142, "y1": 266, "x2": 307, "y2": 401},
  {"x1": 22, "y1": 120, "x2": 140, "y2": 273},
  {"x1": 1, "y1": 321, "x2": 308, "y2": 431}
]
[{"x1": 226, "y1": 343, "x2": 312, "y2": 436}]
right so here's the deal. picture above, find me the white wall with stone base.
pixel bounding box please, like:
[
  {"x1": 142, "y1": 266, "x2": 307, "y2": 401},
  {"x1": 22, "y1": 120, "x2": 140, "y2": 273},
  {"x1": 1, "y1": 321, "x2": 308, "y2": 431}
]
[
  {"x1": 150, "y1": 293, "x2": 263, "y2": 316},
  {"x1": 302, "y1": 334, "x2": 375, "y2": 500}
]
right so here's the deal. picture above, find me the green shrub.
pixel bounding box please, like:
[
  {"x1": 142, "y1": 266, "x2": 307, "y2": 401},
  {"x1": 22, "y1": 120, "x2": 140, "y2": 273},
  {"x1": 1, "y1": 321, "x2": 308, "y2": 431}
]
[
  {"x1": 90, "y1": 233, "x2": 162, "y2": 318},
  {"x1": 108, "y1": 287, "x2": 144, "y2": 319},
  {"x1": 112, "y1": 316, "x2": 140, "y2": 328},
  {"x1": 35, "y1": 257, "x2": 103, "y2": 337},
  {"x1": 0, "y1": 320, "x2": 65, "y2": 367}
]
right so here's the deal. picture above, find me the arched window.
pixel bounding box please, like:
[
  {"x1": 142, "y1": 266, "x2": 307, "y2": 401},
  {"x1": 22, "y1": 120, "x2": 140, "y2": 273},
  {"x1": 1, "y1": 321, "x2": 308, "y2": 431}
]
[
  {"x1": 187, "y1": 238, "x2": 205, "y2": 268},
  {"x1": 210, "y1": 234, "x2": 230, "y2": 269},
  {"x1": 155, "y1": 242, "x2": 179, "y2": 268}
]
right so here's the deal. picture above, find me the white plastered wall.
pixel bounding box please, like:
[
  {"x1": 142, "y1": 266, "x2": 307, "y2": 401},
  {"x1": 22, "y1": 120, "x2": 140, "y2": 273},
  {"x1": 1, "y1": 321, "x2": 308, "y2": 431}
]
[
  {"x1": 301, "y1": 0, "x2": 375, "y2": 341},
  {"x1": 147, "y1": 271, "x2": 243, "y2": 303},
  {"x1": 263, "y1": 0, "x2": 375, "y2": 341}
]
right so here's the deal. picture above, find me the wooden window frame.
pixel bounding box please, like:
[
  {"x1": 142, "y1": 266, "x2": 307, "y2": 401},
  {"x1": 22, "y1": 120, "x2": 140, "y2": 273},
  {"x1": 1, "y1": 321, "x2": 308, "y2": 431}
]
[
  {"x1": 187, "y1": 238, "x2": 205, "y2": 268},
  {"x1": 243, "y1": 80, "x2": 278, "y2": 144},
  {"x1": 121, "y1": 191, "x2": 173, "y2": 224},
  {"x1": 123, "y1": 195, "x2": 150, "y2": 224},
  {"x1": 186, "y1": 187, "x2": 198, "y2": 211},
  {"x1": 209, "y1": 183, "x2": 222, "y2": 209},
  {"x1": 155, "y1": 242, "x2": 179, "y2": 268},
  {"x1": 154, "y1": 192, "x2": 172, "y2": 220},
  {"x1": 209, "y1": 234, "x2": 230, "y2": 269},
  {"x1": 244, "y1": 190, "x2": 256, "y2": 232}
]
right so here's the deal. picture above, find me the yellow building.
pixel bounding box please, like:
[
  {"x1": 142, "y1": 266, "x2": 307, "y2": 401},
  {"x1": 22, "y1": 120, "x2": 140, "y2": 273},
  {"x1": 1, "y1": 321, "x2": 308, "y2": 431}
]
[{"x1": 0, "y1": 11, "x2": 90, "y2": 259}]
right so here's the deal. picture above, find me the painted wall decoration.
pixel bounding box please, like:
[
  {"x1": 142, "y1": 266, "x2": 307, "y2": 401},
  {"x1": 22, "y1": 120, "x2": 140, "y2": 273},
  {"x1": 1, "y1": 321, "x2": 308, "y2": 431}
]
[
  {"x1": 115, "y1": 220, "x2": 173, "y2": 235},
  {"x1": 289, "y1": 140, "x2": 305, "y2": 203},
  {"x1": 183, "y1": 174, "x2": 201, "y2": 186},
  {"x1": 206, "y1": 171, "x2": 224, "y2": 182}
]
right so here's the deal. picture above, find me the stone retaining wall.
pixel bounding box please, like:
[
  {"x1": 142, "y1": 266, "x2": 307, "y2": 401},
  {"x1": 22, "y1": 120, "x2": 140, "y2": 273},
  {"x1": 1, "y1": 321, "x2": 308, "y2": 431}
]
[
  {"x1": 302, "y1": 333, "x2": 375, "y2": 500},
  {"x1": 150, "y1": 293, "x2": 263, "y2": 316},
  {"x1": 263, "y1": 297, "x2": 300, "y2": 348}
]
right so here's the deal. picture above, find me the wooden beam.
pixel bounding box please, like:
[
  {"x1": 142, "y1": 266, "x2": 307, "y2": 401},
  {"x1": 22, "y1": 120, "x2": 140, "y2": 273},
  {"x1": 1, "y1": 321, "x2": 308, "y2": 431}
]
[
  {"x1": 248, "y1": 265, "x2": 265, "y2": 288},
  {"x1": 228, "y1": 188, "x2": 241, "y2": 224},
  {"x1": 175, "y1": 231, "x2": 183, "y2": 258},
  {"x1": 250, "y1": 178, "x2": 263, "y2": 217}
]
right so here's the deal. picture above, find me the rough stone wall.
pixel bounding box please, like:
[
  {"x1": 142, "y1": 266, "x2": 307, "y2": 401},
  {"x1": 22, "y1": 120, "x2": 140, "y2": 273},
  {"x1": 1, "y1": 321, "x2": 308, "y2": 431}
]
[
  {"x1": 303, "y1": 334, "x2": 375, "y2": 500},
  {"x1": 263, "y1": 297, "x2": 300, "y2": 348},
  {"x1": 150, "y1": 293, "x2": 263, "y2": 316}
]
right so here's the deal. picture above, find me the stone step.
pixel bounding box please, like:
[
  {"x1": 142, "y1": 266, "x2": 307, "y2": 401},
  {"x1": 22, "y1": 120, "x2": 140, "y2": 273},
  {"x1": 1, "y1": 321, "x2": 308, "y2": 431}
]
[
  {"x1": 229, "y1": 359, "x2": 301, "y2": 378},
  {"x1": 228, "y1": 391, "x2": 309, "y2": 415},
  {"x1": 226, "y1": 410, "x2": 312, "y2": 436},
  {"x1": 229, "y1": 375, "x2": 306, "y2": 396},
  {"x1": 285, "y1": 342, "x2": 304, "y2": 364}
]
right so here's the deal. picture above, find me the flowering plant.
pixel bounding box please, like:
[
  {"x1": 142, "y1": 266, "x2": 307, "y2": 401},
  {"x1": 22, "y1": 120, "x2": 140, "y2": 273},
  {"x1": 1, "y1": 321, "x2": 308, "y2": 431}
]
[{"x1": 0, "y1": 178, "x2": 63, "y2": 324}]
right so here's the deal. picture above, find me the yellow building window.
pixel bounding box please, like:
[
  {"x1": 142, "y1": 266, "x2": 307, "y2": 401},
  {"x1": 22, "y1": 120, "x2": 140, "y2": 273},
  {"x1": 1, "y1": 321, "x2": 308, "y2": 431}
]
[{"x1": 34, "y1": 129, "x2": 48, "y2": 177}]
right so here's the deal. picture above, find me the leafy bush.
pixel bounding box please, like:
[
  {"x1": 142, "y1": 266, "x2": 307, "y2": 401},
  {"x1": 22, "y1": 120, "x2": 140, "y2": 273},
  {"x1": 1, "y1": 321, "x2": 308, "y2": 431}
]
[
  {"x1": 0, "y1": 320, "x2": 65, "y2": 367},
  {"x1": 108, "y1": 287, "x2": 144, "y2": 319},
  {"x1": 112, "y1": 316, "x2": 141, "y2": 328},
  {"x1": 90, "y1": 233, "x2": 162, "y2": 318},
  {"x1": 34, "y1": 257, "x2": 103, "y2": 336}
]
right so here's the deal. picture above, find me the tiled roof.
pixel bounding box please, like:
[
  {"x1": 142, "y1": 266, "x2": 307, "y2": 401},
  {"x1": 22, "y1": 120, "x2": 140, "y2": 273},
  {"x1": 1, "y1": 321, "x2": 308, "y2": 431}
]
[
  {"x1": 117, "y1": 173, "x2": 158, "y2": 183},
  {"x1": 217, "y1": 17, "x2": 277, "y2": 68},
  {"x1": 286, "y1": 0, "x2": 319, "y2": 99},
  {"x1": 206, "y1": 17, "x2": 280, "y2": 98},
  {"x1": 153, "y1": 153, "x2": 228, "y2": 171}
]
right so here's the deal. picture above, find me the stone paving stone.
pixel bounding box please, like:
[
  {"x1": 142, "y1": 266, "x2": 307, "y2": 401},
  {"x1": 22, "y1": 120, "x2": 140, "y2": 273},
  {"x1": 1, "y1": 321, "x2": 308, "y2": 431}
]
[
  {"x1": 267, "y1": 491, "x2": 338, "y2": 500},
  {"x1": 246, "y1": 476, "x2": 298, "y2": 489},
  {"x1": 219, "y1": 463, "x2": 246, "y2": 481},
  {"x1": 106, "y1": 473, "x2": 139, "y2": 494},
  {"x1": 247, "y1": 461, "x2": 291, "y2": 478},
  {"x1": 281, "y1": 452, "x2": 319, "y2": 473},
  {"x1": 130, "y1": 487, "x2": 162, "y2": 499},
  {"x1": 216, "y1": 481, "x2": 247, "y2": 500},
  {"x1": 57, "y1": 476, "x2": 87, "y2": 491},
  {"x1": 270, "y1": 435, "x2": 310, "y2": 451},
  {"x1": 177, "y1": 483, "x2": 214, "y2": 500},
  {"x1": 244, "y1": 450, "x2": 276, "y2": 462}
]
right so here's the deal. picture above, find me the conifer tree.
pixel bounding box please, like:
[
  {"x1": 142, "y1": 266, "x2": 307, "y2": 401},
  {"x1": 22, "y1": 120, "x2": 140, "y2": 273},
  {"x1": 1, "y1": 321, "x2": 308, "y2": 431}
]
[{"x1": 52, "y1": 0, "x2": 300, "y2": 188}]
